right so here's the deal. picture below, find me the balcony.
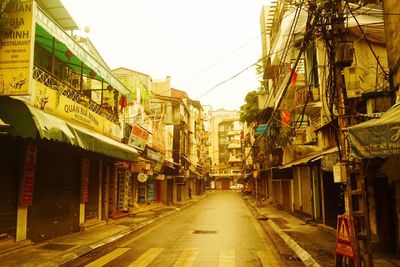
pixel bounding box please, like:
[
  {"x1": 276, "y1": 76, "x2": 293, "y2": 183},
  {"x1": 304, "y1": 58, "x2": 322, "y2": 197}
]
[
  {"x1": 292, "y1": 86, "x2": 322, "y2": 114},
  {"x1": 32, "y1": 66, "x2": 119, "y2": 123}
]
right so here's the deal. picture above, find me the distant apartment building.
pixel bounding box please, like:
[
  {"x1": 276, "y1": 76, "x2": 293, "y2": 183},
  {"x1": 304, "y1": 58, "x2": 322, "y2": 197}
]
[{"x1": 208, "y1": 109, "x2": 243, "y2": 189}]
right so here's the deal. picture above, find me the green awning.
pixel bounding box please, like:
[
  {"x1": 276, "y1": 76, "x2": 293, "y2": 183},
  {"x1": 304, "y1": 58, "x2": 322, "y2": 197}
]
[
  {"x1": 67, "y1": 122, "x2": 138, "y2": 162},
  {"x1": 0, "y1": 97, "x2": 138, "y2": 161},
  {"x1": 35, "y1": 7, "x2": 130, "y2": 95}
]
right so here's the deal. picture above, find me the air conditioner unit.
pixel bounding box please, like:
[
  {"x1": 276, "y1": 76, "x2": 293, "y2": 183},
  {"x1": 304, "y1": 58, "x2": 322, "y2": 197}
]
[
  {"x1": 305, "y1": 127, "x2": 317, "y2": 143},
  {"x1": 343, "y1": 66, "x2": 377, "y2": 98}
]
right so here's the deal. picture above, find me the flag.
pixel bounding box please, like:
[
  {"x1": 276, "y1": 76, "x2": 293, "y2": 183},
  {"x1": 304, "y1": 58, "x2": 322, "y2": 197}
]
[{"x1": 290, "y1": 67, "x2": 298, "y2": 86}]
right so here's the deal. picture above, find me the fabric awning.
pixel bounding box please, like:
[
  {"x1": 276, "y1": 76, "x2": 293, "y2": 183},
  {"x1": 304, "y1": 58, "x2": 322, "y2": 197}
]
[
  {"x1": 67, "y1": 122, "x2": 138, "y2": 162},
  {"x1": 347, "y1": 103, "x2": 400, "y2": 159},
  {"x1": 0, "y1": 97, "x2": 138, "y2": 162},
  {"x1": 281, "y1": 151, "x2": 321, "y2": 168}
]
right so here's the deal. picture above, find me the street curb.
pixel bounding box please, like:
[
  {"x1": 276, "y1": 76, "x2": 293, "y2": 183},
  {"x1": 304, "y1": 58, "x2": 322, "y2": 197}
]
[
  {"x1": 246, "y1": 198, "x2": 321, "y2": 267},
  {"x1": 266, "y1": 219, "x2": 321, "y2": 267}
]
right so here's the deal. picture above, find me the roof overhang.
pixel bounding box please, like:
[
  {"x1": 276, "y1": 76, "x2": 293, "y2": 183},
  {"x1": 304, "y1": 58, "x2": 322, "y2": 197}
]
[{"x1": 37, "y1": 0, "x2": 79, "y2": 30}]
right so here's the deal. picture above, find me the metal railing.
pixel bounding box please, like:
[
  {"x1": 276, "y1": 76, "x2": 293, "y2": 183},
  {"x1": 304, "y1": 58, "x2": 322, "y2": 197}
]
[{"x1": 32, "y1": 66, "x2": 118, "y2": 123}]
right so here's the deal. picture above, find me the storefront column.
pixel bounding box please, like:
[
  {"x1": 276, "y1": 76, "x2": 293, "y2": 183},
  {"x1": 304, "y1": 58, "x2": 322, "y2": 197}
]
[
  {"x1": 98, "y1": 159, "x2": 102, "y2": 221},
  {"x1": 79, "y1": 203, "x2": 85, "y2": 225},
  {"x1": 103, "y1": 165, "x2": 110, "y2": 220},
  {"x1": 16, "y1": 206, "x2": 28, "y2": 241}
]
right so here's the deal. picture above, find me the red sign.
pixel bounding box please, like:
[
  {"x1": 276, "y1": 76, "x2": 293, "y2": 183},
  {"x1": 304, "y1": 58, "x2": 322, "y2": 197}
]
[
  {"x1": 128, "y1": 122, "x2": 149, "y2": 150},
  {"x1": 19, "y1": 143, "x2": 37, "y2": 206},
  {"x1": 81, "y1": 158, "x2": 89, "y2": 202},
  {"x1": 335, "y1": 214, "x2": 360, "y2": 266},
  {"x1": 337, "y1": 216, "x2": 351, "y2": 243}
]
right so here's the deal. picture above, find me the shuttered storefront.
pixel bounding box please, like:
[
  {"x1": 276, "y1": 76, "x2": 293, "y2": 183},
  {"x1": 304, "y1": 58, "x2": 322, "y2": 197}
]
[
  {"x1": 85, "y1": 158, "x2": 100, "y2": 221},
  {"x1": 28, "y1": 143, "x2": 80, "y2": 242},
  {"x1": 0, "y1": 137, "x2": 19, "y2": 240}
]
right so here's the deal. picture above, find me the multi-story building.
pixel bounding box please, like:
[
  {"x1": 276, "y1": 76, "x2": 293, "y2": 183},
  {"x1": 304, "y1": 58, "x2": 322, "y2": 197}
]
[
  {"x1": 259, "y1": 0, "x2": 399, "y2": 260},
  {"x1": 0, "y1": 1, "x2": 139, "y2": 244},
  {"x1": 208, "y1": 109, "x2": 243, "y2": 189},
  {"x1": 112, "y1": 67, "x2": 166, "y2": 212}
]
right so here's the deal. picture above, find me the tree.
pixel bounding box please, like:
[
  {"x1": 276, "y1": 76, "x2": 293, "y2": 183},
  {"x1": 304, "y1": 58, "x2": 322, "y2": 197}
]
[{"x1": 239, "y1": 90, "x2": 259, "y2": 124}]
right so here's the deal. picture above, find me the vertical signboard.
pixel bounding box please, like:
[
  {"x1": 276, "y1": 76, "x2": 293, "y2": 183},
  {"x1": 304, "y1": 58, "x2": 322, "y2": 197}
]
[
  {"x1": 117, "y1": 170, "x2": 130, "y2": 211},
  {"x1": 0, "y1": 0, "x2": 36, "y2": 95},
  {"x1": 81, "y1": 158, "x2": 89, "y2": 202},
  {"x1": 19, "y1": 142, "x2": 37, "y2": 206}
]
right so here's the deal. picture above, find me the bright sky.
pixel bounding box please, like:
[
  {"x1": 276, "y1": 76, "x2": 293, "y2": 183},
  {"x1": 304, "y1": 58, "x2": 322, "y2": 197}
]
[{"x1": 61, "y1": 0, "x2": 270, "y2": 110}]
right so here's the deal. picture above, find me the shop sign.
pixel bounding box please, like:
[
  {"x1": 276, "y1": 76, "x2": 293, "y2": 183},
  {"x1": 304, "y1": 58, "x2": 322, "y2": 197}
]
[
  {"x1": 128, "y1": 122, "x2": 149, "y2": 150},
  {"x1": 146, "y1": 149, "x2": 163, "y2": 162},
  {"x1": 81, "y1": 158, "x2": 89, "y2": 203},
  {"x1": 130, "y1": 161, "x2": 146, "y2": 172},
  {"x1": 30, "y1": 80, "x2": 121, "y2": 140},
  {"x1": 0, "y1": 0, "x2": 36, "y2": 96},
  {"x1": 156, "y1": 174, "x2": 165, "y2": 180},
  {"x1": 154, "y1": 162, "x2": 162, "y2": 172},
  {"x1": 148, "y1": 121, "x2": 166, "y2": 154},
  {"x1": 137, "y1": 172, "x2": 148, "y2": 183},
  {"x1": 117, "y1": 170, "x2": 130, "y2": 211},
  {"x1": 19, "y1": 142, "x2": 37, "y2": 206}
]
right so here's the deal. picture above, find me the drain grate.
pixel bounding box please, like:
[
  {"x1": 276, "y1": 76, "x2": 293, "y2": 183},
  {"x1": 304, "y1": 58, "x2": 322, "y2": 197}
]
[
  {"x1": 40, "y1": 243, "x2": 76, "y2": 251},
  {"x1": 192, "y1": 230, "x2": 217, "y2": 234}
]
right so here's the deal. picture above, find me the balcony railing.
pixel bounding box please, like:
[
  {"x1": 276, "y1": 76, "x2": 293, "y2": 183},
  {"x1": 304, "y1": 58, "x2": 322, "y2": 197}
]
[
  {"x1": 32, "y1": 66, "x2": 118, "y2": 123},
  {"x1": 293, "y1": 86, "x2": 320, "y2": 109}
]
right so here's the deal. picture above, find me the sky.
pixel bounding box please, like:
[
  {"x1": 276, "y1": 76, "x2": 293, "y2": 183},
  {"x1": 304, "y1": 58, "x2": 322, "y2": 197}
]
[{"x1": 61, "y1": 0, "x2": 271, "y2": 110}]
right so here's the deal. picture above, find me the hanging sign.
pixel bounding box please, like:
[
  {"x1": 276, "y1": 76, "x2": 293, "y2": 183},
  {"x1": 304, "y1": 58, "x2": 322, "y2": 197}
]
[
  {"x1": 137, "y1": 172, "x2": 148, "y2": 183},
  {"x1": 128, "y1": 122, "x2": 149, "y2": 150},
  {"x1": 81, "y1": 158, "x2": 89, "y2": 202},
  {"x1": 19, "y1": 142, "x2": 37, "y2": 206}
]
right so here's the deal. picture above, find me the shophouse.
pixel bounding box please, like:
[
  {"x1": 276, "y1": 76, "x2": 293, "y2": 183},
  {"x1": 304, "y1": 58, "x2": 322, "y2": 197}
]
[
  {"x1": 259, "y1": 0, "x2": 398, "y2": 258},
  {"x1": 112, "y1": 67, "x2": 166, "y2": 215},
  {"x1": 0, "y1": 1, "x2": 139, "y2": 244}
]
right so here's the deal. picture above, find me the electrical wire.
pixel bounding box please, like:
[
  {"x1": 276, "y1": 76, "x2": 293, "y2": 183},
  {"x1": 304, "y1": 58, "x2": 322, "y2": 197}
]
[{"x1": 243, "y1": 0, "x2": 313, "y2": 161}]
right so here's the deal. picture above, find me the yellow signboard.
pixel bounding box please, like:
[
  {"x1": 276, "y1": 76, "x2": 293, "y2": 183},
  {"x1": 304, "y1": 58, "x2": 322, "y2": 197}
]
[
  {"x1": 0, "y1": 0, "x2": 35, "y2": 96},
  {"x1": 31, "y1": 80, "x2": 121, "y2": 140}
]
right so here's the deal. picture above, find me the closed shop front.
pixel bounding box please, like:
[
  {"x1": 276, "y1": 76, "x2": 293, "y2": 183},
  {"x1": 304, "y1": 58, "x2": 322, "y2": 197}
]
[
  {"x1": 85, "y1": 158, "x2": 100, "y2": 221},
  {"x1": 0, "y1": 137, "x2": 20, "y2": 240},
  {"x1": 28, "y1": 142, "x2": 80, "y2": 242}
]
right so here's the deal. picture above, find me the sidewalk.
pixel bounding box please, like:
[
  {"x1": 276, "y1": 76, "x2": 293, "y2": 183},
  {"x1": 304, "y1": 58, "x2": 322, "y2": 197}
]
[
  {"x1": 244, "y1": 196, "x2": 400, "y2": 267},
  {"x1": 0, "y1": 193, "x2": 209, "y2": 267}
]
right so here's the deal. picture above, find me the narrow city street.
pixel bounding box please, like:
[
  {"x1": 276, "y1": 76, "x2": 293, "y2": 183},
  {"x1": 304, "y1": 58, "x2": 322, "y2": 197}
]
[{"x1": 62, "y1": 191, "x2": 290, "y2": 267}]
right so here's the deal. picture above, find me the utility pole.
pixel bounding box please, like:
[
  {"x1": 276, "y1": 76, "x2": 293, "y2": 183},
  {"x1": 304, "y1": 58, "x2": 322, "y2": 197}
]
[{"x1": 332, "y1": 0, "x2": 373, "y2": 266}]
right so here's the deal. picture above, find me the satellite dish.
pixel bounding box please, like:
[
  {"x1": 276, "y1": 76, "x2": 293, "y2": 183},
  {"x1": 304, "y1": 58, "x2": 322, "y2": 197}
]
[{"x1": 137, "y1": 172, "x2": 148, "y2": 183}]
